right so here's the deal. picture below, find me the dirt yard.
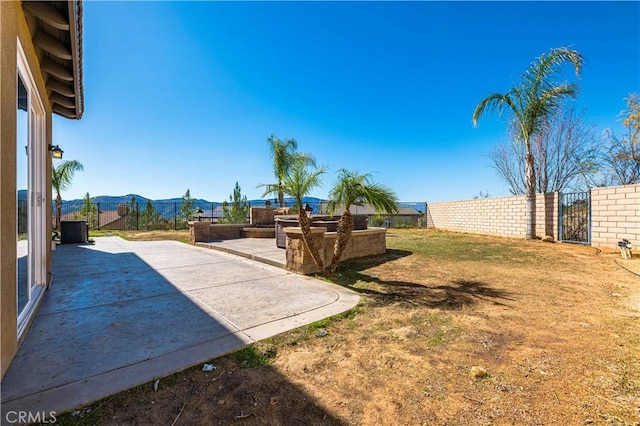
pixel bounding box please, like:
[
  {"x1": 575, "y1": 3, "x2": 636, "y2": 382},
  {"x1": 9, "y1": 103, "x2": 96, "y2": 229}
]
[{"x1": 61, "y1": 229, "x2": 639, "y2": 425}]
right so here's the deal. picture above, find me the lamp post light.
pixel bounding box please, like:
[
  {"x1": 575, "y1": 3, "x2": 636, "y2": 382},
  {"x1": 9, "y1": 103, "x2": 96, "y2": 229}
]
[
  {"x1": 196, "y1": 208, "x2": 204, "y2": 221},
  {"x1": 304, "y1": 203, "x2": 313, "y2": 217}
]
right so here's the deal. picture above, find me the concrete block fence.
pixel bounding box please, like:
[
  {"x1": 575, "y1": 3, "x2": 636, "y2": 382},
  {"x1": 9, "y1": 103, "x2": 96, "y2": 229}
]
[
  {"x1": 426, "y1": 192, "x2": 559, "y2": 240},
  {"x1": 426, "y1": 184, "x2": 639, "y2": 250},
  {"x1": 590, "y1": 185, "x2": 640, "y2": 248}
]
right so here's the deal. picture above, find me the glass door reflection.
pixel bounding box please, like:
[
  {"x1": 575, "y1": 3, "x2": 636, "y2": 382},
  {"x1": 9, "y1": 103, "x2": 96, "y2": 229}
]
[{"x1": 17, "y1": 74, "x2": 29, "y2": 317}]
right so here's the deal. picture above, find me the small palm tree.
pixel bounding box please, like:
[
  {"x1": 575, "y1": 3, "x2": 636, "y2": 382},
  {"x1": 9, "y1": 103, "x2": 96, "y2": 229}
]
[
  {"x1": 472, "y1": 46, "x2": 582, "y2": 239},
  {"x1": 260, "y1": 135, "x2": 315, "y2": 207},
  {"x1": 327, "y1": 169, "x2": 398, "y2": 273},
  {"x1": 280, "y1": 161, "x2": 328, "y2": 273},
  {"x1": 52, "y1": 160, "x2": 83, "y2": 231}
]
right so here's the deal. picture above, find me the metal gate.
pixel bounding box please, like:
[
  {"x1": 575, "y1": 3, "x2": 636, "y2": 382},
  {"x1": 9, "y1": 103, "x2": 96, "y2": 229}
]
[{"x1": 559, "y1": 192, "x2": 591, "y2": 244}]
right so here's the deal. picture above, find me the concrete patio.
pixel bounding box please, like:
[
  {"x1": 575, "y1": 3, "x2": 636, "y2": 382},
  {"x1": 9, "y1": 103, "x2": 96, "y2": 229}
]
[{"x1": 0, "y1": 237, "x2": 358, "y2": 419}]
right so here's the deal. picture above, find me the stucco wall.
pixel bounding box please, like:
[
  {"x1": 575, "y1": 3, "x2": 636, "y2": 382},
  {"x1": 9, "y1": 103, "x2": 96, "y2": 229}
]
[
  {"x1": 1, "y1": 1, "x2": 54, "y2": 378},
  {"x1": 426, "y1": 192, "x2": 559, "y2": 240},
  {"x1": 1, "y1": 0, "x2": 20, "y2": 378},
  {"x1": 591, "y1": 184, "x2": 640, "y2": 248}
]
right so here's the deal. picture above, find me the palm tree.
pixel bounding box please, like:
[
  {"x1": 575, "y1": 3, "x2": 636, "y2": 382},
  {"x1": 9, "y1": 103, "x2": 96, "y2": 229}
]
[
  {"x1": 52, "y1": 160, "x2": 83, "y2": 231},
  {"x1": 472, "y1": 47, "x2": 582, "y2": 239},
  {"x1": 280, "y1": 161, "x2": 328, "y2": 273},
  {"x1": 260, "y1": 135, "x2": 315, "y2": 207},
  {"x1": 327, "y1": 169, "x2": 398, "y2": 273}
]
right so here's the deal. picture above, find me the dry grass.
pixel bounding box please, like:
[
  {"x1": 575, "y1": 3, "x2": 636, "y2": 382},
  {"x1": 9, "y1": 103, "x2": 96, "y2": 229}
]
[
  {"x1": 58, "y1": 229, "x2": 640, "y2": 425},
  {"x1": 90, "y1": 229, "x2": 191, "y2": 243}
]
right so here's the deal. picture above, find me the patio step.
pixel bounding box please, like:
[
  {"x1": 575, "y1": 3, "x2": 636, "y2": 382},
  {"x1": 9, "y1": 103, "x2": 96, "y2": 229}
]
[{"x1": 196, "y1": 241, "x2": 285, "y2": 270}]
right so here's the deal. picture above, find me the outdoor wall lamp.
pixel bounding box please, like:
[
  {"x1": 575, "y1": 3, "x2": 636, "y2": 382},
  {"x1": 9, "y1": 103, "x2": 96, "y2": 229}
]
[
  {"x1": 49, "y1": 144, "x2": 63, "y2": 159},
  {"x1": 196, "y1": 208, "x2": 204, "y2": 221}
]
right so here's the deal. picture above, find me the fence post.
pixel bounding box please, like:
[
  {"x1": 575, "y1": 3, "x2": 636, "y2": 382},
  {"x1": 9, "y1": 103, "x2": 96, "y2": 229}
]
[{"x1": 174, "y1": 202, "x2": 177, "y2": 230}]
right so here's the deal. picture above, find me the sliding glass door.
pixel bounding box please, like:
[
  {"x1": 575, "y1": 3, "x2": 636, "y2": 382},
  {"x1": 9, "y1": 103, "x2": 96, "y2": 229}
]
[{"x1": 17, "y1": 41, "x2": 46, "y2": 335}]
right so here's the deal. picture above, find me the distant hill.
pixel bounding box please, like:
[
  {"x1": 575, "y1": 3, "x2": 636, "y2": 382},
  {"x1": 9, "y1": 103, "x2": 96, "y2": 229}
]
[
  {"x1": 64, "y1": 194, "x2": 212, "y2": 205},
  {"x1": 61, "y1": 194, "x2": 327, "y2": 207}
]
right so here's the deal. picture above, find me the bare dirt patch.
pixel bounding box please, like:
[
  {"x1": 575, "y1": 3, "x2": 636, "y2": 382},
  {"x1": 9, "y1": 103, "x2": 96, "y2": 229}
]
[{"x1": 60, "y1": 229, "x2": 640, "y2": 425}]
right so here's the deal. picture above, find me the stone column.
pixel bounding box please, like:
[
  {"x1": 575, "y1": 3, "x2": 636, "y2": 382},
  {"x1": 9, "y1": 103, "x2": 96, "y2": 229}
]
[
  {"x1": 189, "y1": 221, "x2": 210, "y2": 244},
  {"x1": 284, "y1": 227, "x2": 327, "y2": 274}
]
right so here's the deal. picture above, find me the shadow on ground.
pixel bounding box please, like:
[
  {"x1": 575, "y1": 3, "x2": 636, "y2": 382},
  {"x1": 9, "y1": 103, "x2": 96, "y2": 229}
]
[
  {"x1": 332, "y1": 250, "x2": 515, "y2": 309},
  {"x1": 58, "y1": 361, "x2": 346, "y2": 426},
  {"x1": 4, "y1": 238, "x2": 349, "y2": 425}
]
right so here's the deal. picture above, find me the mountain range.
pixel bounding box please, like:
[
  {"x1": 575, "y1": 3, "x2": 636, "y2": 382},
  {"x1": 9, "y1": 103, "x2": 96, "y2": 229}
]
[{"x1": 61, "y1": 194, "x2": 327, "y2": 206}]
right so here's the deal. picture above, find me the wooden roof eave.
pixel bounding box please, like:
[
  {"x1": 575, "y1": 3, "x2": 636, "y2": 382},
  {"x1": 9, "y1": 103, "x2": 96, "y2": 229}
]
[
  {"x1": 67, "y1": 0, "x2": 84, "y2": 119},
  {"x1": 23, "y1": 1, "x2": 84, "y2": 120}
]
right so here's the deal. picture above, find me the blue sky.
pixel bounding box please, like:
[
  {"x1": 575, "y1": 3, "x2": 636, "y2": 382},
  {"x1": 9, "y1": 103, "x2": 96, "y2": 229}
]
[{"x1": 53, "y1": 1, "x2": 640, "y2": 202}]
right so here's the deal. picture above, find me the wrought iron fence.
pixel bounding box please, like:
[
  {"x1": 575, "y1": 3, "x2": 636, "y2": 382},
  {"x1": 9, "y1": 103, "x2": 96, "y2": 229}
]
[
  {"x1": 56, "y1": 200, "x2": 428, "y2": 231},
  {"x1": 560, "y1": 192, "x2": 591, "y2": 244},
  {"x1": 56, "y1": 201, "x2": 227, "y2": 231}
]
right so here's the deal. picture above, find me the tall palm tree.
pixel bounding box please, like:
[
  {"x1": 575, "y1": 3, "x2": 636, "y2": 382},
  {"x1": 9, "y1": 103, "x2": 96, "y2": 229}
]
[
  {"x1": 52, "y1": 160, "x2": 83, "y2": 231},
  {"x1": 472, "y1": 47, "x2": 582, "y2": 239},
  {"x1": 260, "y1": 135, "x2": 315, "y2": 207},
  {"x1": 280, "y1": 161, "x2": 328, "y2": 273},
  {"x1": 327, "y1": 169, "x2": 398, "y2": 273}
]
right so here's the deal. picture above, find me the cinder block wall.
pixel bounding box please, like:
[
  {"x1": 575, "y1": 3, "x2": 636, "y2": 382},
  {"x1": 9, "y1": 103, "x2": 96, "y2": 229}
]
[
  {"x1": 591, "y1": 184, "x2": 640, "y2": 248},
  {"x1": 426, "y1": 193, "x2": 559, "y2": 240}
]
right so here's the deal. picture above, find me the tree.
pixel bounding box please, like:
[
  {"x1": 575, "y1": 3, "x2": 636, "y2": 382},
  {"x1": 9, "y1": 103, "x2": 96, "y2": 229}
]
[
  {"x1": 473, "y1": 47, "x2": 583, "y2": 239},
  {"x1": 78, "y1": 192, "x2": 98, "y2": 229},
  {"x1": 180, "y1": 189, "x2": 195, "y2": 228},
  {"x1": 260, "y1": 135, "x2": 316, "y2": 207},
  {"x1": 52, "y1": 159, "x2": 83, "y2": 231},
  {"x1": 141, "y1": 199, "x2": 161, "y2": 230},
  {"x1": 473, "y1": 190, "x2": 491, "y2": 199},
  {"x1": 126, "y1": 195, "x2": 139, "y2": 230},
  {"x1": 327, "y1": 169, "x2": 398, "y2": 273},
  {"x1": 220, "y1": 182, "x2": 250, "y2": 224},
  {"x1": 488, "y1": 100, "x2": 599, "y2": 194},
  {"x1": 603, "y1": 93, "x2": 640, "y2": 185},
  {"x1": 280, "y1": 161, "x2": 328, "y2": 273}
]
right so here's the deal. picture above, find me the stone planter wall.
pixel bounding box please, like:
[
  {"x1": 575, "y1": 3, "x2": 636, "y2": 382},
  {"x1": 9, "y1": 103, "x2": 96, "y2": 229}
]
[
  {"x1": 189, "y1": 222, "x2": 248, "y2": 243},
  {"x1": 285, "y1": 227, "x2": 387, "y2": 274},
  {"x1": 250, "y1": 207, "x2": 292, "y2": 225},
  {"x1": 209, "y1": 224, "x2": 246, "y2": 240},
  {"x1": 189, "y1": 221, "x2": 210, "y2": 245}
]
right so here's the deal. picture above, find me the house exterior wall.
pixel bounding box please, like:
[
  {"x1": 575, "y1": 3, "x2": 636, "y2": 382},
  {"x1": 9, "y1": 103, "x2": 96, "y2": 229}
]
[
  {"x1": 590, "y1": 184, "x2": 640, "y2": 248},
  {"x1": 1, "y1": 1, "x2": 54, "y2": 378},
  {"x1": 426, "y1": 193, "x2": 559, "y2": 240}
]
